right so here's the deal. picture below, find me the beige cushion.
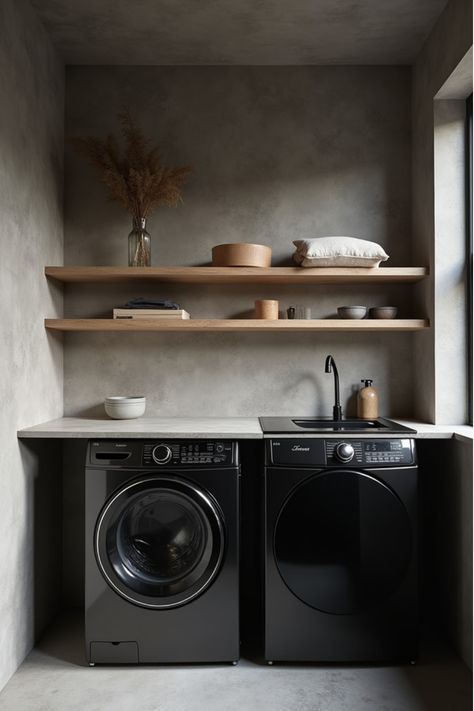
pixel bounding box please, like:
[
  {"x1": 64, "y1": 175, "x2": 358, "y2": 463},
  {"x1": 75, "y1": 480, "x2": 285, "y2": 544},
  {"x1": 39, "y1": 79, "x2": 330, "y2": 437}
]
[{"x1": 293, "y1": 237, "x2": 389, "y2": 267}]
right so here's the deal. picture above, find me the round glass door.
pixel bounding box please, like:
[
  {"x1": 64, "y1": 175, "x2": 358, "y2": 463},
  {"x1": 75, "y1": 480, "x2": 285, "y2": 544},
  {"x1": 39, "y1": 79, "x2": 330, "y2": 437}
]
[
  {"x1": 95, "y1": 476, "x2": 224, "y2": 608},
  {"x1": 274, "y1": 470, "x2": 412, "y2": 615}
]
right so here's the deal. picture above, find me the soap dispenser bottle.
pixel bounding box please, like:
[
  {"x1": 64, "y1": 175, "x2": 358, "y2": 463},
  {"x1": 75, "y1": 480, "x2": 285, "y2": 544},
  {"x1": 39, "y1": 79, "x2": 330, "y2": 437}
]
[{"x1": 357, "y1": 379, "x2": 378, "y2": 419}]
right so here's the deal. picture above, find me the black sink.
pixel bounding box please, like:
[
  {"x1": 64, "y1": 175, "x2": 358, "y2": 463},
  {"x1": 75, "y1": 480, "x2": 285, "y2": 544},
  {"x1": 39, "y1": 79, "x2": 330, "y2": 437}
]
[
  {"x1": 259, "y1": 416, "x2": 416, "y2": 434},
  {"x1": 292, "y1": 418, "x2": 385, "y2": 430}
]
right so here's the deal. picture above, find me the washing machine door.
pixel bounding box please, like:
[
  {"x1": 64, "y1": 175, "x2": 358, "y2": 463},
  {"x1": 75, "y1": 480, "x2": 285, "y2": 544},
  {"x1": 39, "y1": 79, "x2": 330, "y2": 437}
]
[
  {"x1": 274, "y1": 469, "x2": 412, "y2": 615},
  {"x1": 95, "y1": 475, "x2": 225, "y2": 608}
]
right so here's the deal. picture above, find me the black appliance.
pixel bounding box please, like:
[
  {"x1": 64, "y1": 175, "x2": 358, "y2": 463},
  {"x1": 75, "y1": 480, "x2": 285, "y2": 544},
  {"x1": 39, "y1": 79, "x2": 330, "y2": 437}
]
[
  {"x1": 263, "y1": 437, "x2": 418, "y2": 663},
  {"x1": 85, "y1": 439, "x2": 240, "y2": 665}
]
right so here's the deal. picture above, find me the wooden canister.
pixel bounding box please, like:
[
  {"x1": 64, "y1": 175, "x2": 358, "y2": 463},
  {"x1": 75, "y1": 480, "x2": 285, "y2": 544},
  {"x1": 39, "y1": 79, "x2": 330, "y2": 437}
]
[
  {"x1": 255, "y1": 299, "x2": 279, "y2": 320},
  {"x1": 212, "y1": 243, "x2": 272, "y2": 267}
]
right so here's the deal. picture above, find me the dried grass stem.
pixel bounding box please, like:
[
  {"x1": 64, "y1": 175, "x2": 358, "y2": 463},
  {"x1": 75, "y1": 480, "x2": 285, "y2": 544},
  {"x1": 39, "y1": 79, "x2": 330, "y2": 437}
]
[{"x1": 70, "y1": 110, "x2": 191, "y2": 220}]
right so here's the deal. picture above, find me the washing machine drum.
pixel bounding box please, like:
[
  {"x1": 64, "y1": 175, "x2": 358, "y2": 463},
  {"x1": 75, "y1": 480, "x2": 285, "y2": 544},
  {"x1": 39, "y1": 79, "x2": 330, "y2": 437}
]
[
  {"x1": 274, "y1": 469, "x2": 413, "y2": 615},
  {"x1": 95, "y1": 476, "x2": 225, "y2": 608}
]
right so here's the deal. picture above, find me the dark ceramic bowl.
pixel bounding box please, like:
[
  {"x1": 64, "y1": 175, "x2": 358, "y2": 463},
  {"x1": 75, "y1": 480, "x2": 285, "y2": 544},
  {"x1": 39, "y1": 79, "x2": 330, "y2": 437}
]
[
  {"x1": 337, "y1": 306, "x2": 367, "y2": 319},
  {"x1": 368, "y1": 306, "x2": 398, "y2": 319}
]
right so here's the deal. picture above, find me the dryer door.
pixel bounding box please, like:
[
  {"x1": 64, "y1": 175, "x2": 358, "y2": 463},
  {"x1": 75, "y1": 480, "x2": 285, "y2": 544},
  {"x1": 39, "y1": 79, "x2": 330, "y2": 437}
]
[
  {"x1": 95, "y1": 476, "x2": 225, "y2": 608},
  {"x1": 274, "y1": 469, "x2": 412, "y2": 615}
]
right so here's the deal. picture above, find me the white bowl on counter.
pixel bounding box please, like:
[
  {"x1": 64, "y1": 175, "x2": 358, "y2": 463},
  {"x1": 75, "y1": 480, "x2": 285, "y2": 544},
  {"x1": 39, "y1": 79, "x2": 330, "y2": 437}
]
[{"x1": 104, "y1": 396, "x2": 146, "y2": 419}]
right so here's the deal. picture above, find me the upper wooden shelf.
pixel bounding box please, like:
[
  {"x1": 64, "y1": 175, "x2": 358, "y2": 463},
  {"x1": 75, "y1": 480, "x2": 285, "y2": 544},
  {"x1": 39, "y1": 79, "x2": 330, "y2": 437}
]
[
  {"x1": 45, "y1": 318, "x2": 429, "y2": 333},
  {"x1": 44, "y1": 266, "x2": 428, "y2": 285}
]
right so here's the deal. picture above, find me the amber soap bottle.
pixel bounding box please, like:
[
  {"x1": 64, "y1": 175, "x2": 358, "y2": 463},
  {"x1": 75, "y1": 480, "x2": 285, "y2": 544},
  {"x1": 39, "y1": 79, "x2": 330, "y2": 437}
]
[{"x1": 357, "y1": 379, "x2": 379, "y2": 419}]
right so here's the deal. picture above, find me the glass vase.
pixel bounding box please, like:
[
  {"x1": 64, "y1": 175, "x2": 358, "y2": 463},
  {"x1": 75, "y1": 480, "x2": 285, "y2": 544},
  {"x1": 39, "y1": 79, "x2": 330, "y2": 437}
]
[{"x1": 128, "y1": 217, "x2": 151, "y2": 267}]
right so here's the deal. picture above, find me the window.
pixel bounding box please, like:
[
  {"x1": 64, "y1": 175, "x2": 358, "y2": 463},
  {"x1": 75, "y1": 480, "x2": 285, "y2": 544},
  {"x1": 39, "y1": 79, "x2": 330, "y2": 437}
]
[{"x1": 467, "y1": 94, "x2": 473, "y2": 425}]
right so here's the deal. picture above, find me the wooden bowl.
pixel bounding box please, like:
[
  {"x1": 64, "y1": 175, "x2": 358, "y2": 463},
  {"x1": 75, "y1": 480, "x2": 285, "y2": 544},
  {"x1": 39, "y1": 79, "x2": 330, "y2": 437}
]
[{"x1": 212, "y1": 243, "x2": 272, "y2": 267}]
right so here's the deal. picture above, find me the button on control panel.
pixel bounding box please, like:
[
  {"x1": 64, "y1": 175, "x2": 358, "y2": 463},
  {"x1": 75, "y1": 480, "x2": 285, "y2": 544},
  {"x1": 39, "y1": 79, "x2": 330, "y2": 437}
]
[
  {"x1": 325, "y1": 439, "x2": 415, "y2": 466},
  {"x1": 143, "y1": 441, "x2": 235, "y2": 467}
]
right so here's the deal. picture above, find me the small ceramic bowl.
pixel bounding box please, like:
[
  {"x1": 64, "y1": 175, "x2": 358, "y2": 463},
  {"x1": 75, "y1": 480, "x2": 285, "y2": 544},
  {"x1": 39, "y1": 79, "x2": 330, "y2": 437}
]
[
  {"x1": 104, "y1": 396, "x2": 146, "y2": 419},
  {"x1": 337, "y1": 306, "x2": 367, "y2": 319},
  {"x1": 369, "y1": 306, "x2": 398, "y2": 319}
]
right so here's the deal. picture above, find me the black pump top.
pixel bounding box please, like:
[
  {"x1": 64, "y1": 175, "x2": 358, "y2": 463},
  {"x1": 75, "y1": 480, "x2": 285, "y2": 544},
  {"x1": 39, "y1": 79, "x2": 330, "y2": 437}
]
[{"x1": 361, "y1": 379, "x2": 373, "y2": 387}]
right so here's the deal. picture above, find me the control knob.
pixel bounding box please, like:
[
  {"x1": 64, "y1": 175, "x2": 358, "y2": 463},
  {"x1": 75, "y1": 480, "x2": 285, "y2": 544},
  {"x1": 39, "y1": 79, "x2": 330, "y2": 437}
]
[
  {"x1": 335, "y1": 442, "x2": 354, "y2": 463},
  {"x1": 152, "y1": 444, "x2": 172, "y2": 465}
]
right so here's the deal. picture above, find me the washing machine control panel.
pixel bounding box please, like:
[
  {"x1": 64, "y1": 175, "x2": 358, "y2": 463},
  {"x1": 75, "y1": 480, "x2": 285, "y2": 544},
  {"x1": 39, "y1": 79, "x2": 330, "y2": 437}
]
[
  {"x1": 325, "y1": 439, "x2": 415, "y2": 466},
  {"x1": 88, "y1": 440, "x2": 237, "y2": 468},
  {"x1": 143, "y1": 440, "x2": 235, "y2": 467}
]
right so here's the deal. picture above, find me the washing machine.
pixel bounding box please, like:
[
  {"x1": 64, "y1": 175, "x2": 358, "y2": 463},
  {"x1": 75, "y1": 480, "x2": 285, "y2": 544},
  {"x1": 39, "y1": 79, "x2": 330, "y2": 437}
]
[
  {"x1": 85, "y1": 439, "x2": 240, "y2": 664},
  {"x1": 262, "y1": 437, "x2": 418, "y2": 663}
]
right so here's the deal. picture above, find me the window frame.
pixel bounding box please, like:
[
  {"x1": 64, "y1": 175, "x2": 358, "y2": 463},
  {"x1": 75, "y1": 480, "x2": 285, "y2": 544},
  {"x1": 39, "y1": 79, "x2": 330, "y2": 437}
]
[{"x1": 466, "y1": 94, "x2": 473, "y2": 425}]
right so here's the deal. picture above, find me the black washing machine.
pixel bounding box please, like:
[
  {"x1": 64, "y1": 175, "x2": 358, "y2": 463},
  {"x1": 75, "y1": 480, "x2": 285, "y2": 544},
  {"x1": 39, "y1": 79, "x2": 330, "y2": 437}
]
[
  {"x1": 263, "y1": 437, "x2": 418, "y2": 663},
  {"x1": 85, "y1": 439, "x2": 240, "y2": 664}
]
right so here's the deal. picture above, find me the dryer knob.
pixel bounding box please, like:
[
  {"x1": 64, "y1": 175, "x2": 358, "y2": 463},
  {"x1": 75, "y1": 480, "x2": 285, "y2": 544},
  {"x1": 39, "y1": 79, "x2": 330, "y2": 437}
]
[
  {"x1": 152, "y1": 444, "x2": 172, "y2": 465},
  {"x1": 335, "y1": 442, "x2": 354, "y2": 463}
]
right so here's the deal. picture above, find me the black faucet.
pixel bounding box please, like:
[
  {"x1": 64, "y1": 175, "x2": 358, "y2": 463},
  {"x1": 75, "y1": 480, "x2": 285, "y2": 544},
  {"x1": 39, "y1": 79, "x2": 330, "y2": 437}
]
[{"x1": 325, "y1": 355, "x2": 343, "y2": 421}]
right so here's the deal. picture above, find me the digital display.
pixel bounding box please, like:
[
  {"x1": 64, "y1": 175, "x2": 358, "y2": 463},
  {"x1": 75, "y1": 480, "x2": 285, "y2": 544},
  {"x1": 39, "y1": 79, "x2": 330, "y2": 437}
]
[{"x1": 364, "y1": 441, "x2": 403, "y2": 452}]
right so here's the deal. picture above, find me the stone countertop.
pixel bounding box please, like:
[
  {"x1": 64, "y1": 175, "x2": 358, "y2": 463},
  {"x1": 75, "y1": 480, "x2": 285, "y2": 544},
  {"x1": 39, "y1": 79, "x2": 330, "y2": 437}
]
[
  {"x1": 391, "y1": 420, "x2": 473, "y2": 443},
  {"x1": 16, "y1": 416, "x2": 264, "y2": 439},
  {"x1": 17, "y1": 417, "x2": 473, "y2": 441}
]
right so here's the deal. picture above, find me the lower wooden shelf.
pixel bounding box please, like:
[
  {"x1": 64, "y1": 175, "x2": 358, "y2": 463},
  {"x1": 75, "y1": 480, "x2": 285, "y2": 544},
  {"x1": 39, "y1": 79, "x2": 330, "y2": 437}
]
[{"x1": 45, "y1": 318, "x2": 430, "y2": 332}]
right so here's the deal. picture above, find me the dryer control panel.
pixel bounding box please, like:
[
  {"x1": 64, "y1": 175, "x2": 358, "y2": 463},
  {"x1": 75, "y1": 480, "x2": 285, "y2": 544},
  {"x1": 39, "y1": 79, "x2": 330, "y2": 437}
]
[
  {"x1": 268, "y1": 438, "x2": 415, "y2": 467},
  {"x1": 325, "y1": 439, "x2": 415, "y2": 466}
]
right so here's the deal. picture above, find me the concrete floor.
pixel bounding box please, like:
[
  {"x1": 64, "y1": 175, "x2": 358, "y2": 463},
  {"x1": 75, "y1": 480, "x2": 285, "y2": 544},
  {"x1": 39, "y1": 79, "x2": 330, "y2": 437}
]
[{"x1": 0, "y1": 614, "x2": 471, "y2": 711}]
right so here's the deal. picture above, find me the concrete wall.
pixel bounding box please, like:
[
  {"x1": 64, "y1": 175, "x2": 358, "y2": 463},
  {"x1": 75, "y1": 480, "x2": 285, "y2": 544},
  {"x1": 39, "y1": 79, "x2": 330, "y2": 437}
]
[
  {"x1": 64, "y1": 66, "x2": 415, "y2": 418},
  {"x1": 0, "y1": 0, "x2": 64, "y2": 691},
  {"x1": 412, "y1": 0, "x2": 472, "y2": 423}
]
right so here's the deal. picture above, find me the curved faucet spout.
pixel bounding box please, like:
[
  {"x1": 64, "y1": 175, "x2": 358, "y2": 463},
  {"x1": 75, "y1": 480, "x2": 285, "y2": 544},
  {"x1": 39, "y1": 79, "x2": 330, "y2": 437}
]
[{"x1": 325, "y1": 355, "x2": 342, "y2": 421}]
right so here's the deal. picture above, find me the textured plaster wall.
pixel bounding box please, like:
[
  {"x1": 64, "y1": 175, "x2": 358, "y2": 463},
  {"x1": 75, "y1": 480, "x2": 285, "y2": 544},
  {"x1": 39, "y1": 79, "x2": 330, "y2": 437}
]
[
  {"x1": 412, "y1": 0, "x2": 472, "y2": 423},
  {"x1": 0, "y1": 0, "x2": 63, "y2": 691},
  {"x1": 64, "y1": 66, "x2": 415, "y2": 417}
]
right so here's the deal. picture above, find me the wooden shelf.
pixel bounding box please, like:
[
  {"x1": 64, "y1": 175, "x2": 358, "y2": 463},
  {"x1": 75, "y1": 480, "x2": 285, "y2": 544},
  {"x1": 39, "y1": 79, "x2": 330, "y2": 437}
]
[
  {"x1": 45, "y1": 266, "x2": 428, "y2": 285},
  {"x1": 44, "y1": 266, "x2": 429, "y2": 335},
  {"x1": 45, "y1": 318, "x2": 430, "y2": 333}
]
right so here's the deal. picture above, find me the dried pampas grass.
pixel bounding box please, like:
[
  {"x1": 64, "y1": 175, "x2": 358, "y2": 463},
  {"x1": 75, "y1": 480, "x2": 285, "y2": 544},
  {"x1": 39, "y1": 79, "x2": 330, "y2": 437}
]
[{"x1": 70, "y1": 110, "x2": 191, "y2": 219}]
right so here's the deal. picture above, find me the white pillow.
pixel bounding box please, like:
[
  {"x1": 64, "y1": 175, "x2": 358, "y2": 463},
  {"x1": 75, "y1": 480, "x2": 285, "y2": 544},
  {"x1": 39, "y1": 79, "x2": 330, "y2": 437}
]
[{"x1": 293, "y1": 237, "x2": 389, "y2": 268}]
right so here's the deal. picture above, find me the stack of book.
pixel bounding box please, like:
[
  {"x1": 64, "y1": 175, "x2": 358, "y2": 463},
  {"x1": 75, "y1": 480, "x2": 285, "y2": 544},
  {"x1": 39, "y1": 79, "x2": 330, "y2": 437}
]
[{"x1": 113, "y1": 308, "x2": 190, "y2": 320}]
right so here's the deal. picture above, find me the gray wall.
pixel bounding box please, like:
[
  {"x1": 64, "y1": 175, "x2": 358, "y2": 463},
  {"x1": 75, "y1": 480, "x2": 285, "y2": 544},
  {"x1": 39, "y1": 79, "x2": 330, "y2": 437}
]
[
  {"x1": 0, "y1": 0, "x2": 64, "y2": 691},
  {"x1": 412, "y1": 0, "x2": 472, "y2": 423},
  {"x1": 64, "y1": 66, "x2": 415, "y2": 418}
]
